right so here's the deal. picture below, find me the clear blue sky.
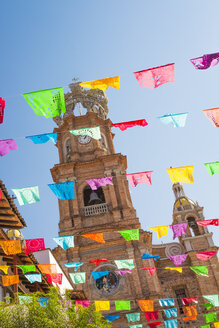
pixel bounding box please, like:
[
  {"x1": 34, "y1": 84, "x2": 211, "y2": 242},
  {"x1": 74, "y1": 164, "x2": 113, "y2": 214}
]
[{"x1": 1, "y1": 0, "x2": 219, "y2": 248}]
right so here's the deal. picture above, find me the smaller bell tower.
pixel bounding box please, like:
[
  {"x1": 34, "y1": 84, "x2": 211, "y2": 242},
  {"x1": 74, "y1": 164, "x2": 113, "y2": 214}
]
[{"x1": 172, "y1": 183, "x2": 214, "y2": 251}]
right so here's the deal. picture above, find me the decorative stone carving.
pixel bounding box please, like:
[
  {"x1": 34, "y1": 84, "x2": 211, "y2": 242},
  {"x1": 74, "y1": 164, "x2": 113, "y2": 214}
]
[
  {"x1": 165, "y1": 242, "x2": 185, "y2": 257},
  {"x1": 53, "y1": 83, "x2": 109, "y2": 126}
]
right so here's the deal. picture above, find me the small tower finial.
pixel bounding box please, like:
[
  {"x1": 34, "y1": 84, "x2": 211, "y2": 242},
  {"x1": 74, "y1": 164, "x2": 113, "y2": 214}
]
[{"x1": 172, "y1": 183, "x2": 185, "y2": 200}]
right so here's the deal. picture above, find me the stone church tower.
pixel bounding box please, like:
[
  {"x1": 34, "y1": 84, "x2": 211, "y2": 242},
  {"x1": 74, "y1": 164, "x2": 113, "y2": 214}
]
[{"x1": 52, "y1": 83, "x2": 219, "y2": 327}]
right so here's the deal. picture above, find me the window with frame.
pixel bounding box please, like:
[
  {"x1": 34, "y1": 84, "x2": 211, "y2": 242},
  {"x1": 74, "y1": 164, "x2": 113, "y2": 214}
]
[{"x1": 175, "y1": 288, "x2": 187, "y2": 314}]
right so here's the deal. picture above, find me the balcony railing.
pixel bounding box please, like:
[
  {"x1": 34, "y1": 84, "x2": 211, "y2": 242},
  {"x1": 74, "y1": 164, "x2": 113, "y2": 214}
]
[{"x1": 84, "y1": 203, "x2": 109, "y2": 217}]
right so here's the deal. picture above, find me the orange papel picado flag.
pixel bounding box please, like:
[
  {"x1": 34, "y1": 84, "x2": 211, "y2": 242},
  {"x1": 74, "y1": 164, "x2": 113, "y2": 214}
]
[
  {"x1": 38, "y1": 264, "x2": 57, "y2": 274},
  {"x1": 149, "y1": 226, "x2": 169, "y2": 239},
  {"x1": 166, "y1": 166, "x2": 194, "y2": 183},
  {"x1": 183, "y1": 305, "x2": 197, "y2": 317},
  {"x1": 2, "y1": 274, "x2": 19, "y2": 287},
  {"x1": 137, "y1": 300, "x2": 154, "y2": 312},
  {"x1": 0, "y1": 240, "x2": 22, "y2": 255},
  {"x1": 81, "y1": 233, "x2": 105, "y2": 244},
  {"x1": 79, "y1": 76, "x2": 120, "y2": 91}
]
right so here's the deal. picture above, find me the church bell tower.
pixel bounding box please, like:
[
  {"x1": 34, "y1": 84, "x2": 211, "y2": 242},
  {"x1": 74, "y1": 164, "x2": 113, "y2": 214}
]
[{"x1": 51, "y1": 83, "x2": 162, "y2": 327}]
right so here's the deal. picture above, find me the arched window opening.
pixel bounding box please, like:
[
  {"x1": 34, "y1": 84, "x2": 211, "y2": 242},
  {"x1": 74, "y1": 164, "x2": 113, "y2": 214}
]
[
  {"x1": 83, "y1": 186, "x2": 106, "y2": 206},
  {"x1": 74, "y1": 102, "x2": 87, "y2": 116},
  {"x1": 187, "y1": 217, "x2": 200, "y2": 236},
  {"x1": 100, "y1": 134, "x2": 107, "y2": 149},
  {"x1": 65, "y1": 139, "x2": 71, "y2": 162}
]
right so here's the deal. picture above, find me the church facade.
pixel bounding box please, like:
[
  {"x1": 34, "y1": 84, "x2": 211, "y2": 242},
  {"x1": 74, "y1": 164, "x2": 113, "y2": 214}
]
[{"x1": 52, "y1": 83, "x2": 219, "y2": 327}]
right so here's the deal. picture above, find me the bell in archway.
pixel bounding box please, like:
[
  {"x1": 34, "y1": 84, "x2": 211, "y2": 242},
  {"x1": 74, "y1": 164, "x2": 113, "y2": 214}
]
[{"x1": 88, "y1": 191, "x2": 102, "y2": 205}]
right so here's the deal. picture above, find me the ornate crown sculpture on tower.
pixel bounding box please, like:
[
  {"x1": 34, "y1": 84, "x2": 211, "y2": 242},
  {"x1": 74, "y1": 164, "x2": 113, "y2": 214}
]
[{"x1": 53, "y1": 82, "x2": 109, "y2": 126}]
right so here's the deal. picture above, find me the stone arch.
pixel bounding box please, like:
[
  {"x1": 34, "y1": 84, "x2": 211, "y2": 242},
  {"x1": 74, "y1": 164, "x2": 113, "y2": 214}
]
[{"x1": 185, "y1": 214, "x2": 200, "y2": 236}]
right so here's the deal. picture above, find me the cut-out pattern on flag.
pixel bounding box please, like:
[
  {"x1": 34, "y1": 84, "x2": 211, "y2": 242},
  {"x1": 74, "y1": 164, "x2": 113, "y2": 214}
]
[
  {"x1": 190, "y1": 265, "x2": 208, "y2": 276},
  {"x1": 0, "y1": 266, "x2": 10, "y2": 274},
  {"x1": 70, "y1": 126, "x2": 101, "y2": 140},
  {"x1": 181, "y1": 297, "x2": 198, "y2": 305},
  {"x1": 203, "y1": 108, "x2": 219, "y2": 127},
  {"x1": 164, "y1": 308, "x2": 177, "y2": 318},
  {"x1": 81, "y1": 233, "x2": 105, "y2": 244},
  {"x1": 164, "y1": 319, "x2": 178, "y2": 328},
  {"x1": 158, "y1": 113, "x2": 188, "y2": 128},
  {"x1": 205, "y1": 162, "x2": 219, "y2": 175},
  {"x1": 0, "y1": 240, "x2": 21, "y2": 255},
  {"x1": 53, "y1": 236, "x2": 74, "y2": 250},
  {"x1": 75, "y1": 300, "x2": 90, "y2": 308},
  {"x1": 23, "y1": 88, "x2": 66, "y2": 118},
  {"x1": 127, "y1": 171, "x2": 153, "y2": 187},
  {"x1": 149, "y1": 225, "x2": 169, "y2": 239},
  {"x1": 64, "y1": 262, "x2": 83, "y2": 271},
  {"x1": 106, "y1": 315, "x2": 120, "y2": 322},
  {"x1": 38, "y1": 264, "x2": 57, "y2": 274},
  {"x1": 141, "y1": 253, "x2": 160, "y2": 261},
  {"x1": 190, "y1": 52, "x2": 219, "y2": 69},
  {"x1": 0, "y1": 97, "x2": 5, "y2": 124},
  {"x1": 196, "y1": 251, "x2": 217, "y2": 261},
  {"x1": 126, "y1": 313, "x2": 140, "y2": 322},
  {"x1": 80, "y1": 76, "x2": 120, "y2": 91},
  {"x1": 0, "y1": 139, "x2": 17, "y2": 156},
  {"x1": 203, "y1": 312, "x2": 218, "y2": 324},
  {"x1": 95, "y1": 300, "x2": 110, "y2": 311},
  {"x1": 17, "y1": 265, "x2": 36, "y2": 274},
  {"x1": 159, "y1": 298, "x2": 175, "y2": 307},
  {"x1": 169, "y1": 223, "x2": 187, "y2": 239},
  {"x1": 165, "y1": 267, "x2": 182, "y2": 273},
  {"x1": 25, "y1": 238, "x2": 45, "y2": 255},
  {"x1": 115, "y1": 259, "x2": 134, "y2": 270},
  {"x1": 26, "y1": 133, "x2": 57, "y2": 144},
  {"x1": 12, "y1": 186, "x2": 40, "y2": 206},
  {"x1": 48, "y1": 181, "x2": 75, "y2": 200},
  {"x1": 86, "y1": 177, "x2": 113, "y2": 190},
  {"x1": 197, "y1": 219, "x2": 219, "y2": 227},
  {"x1": 137, "y1": 300, "x2": 154, "y2": 312},
  {"x1": 117, "y1": 229, "x2": 139, "y2": 241},
  {"x1": 91, "y1": 271, "x2": 109, "y2": 280},
  {"x1": 2, "y1": 274, "x2": 19, "y2": 287},
  {"x1": 140, "y1": 268, "x2": 156, "y2": 275},
  {"x1": 112, "y1": 119, "x2": 148, "y2": 131},
  {"x1": 69, "y1": 272, "x2": 86, "y2": 284},
  {"x1": 134, "y1": 63, "x2": 174, "y2": 89},
  {"x1": 24, "y1": 274, "x2": 42, "y2": 283},
  {"x1": 166, "y1": 166, "x2": 194, "y2": 183},
  {"x1": 18, "y1": 295, "x2": 33, "y2": 305},
  {"x1": 183, "y1": 305, "x2": 197, "y2": 317},
  {"x1": 203, "y1": 295, "x2": 219, "y2": 307},
  {"x1": 144, "y1": 311, "x2": 159, "y2": 321},
  {"x1": 169, "y1": 254, "x2": 188, "y2": 266},
  {"x1": 115, "y1": 270, "x2": 132, "y2": 276},
  {"x1": 46, "y1": 273, "x2": 63, "y2": 285},
  {"x1": 115, "y1": 300, "x2": 131, "y2": 311},
  {"x1": 129, "y1": 325, "x2": 142, "y2": 328},
  {"x1": 89, "y1": 259, "x2": 108, "y2": 266}
]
